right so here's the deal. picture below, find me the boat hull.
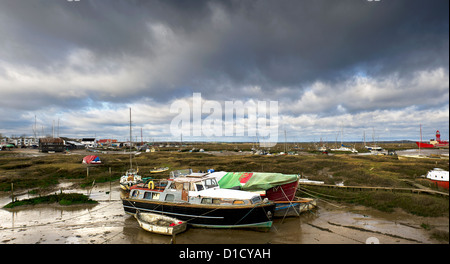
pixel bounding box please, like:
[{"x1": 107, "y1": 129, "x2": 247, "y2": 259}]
[
  {"x1": 416, "y1": 142, "x2": 435, "y2": 148},
  {"x1": 122, "y1": 198, "x2": 275, "y2": 229},
  {"x1": 135, "y1": 212, "x2": 187, "y2": 236},
  {"x1": 429, "y1": 180, "x2": 449, "y2": 189},
  {"x1": 265, "y1": 180, "x2": 299, "y2": 201},
  {"x1": 274, "y1": 198, "x2": 317, "y2": 217}
]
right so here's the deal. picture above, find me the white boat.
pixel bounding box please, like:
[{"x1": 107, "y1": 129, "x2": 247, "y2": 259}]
[
  {"x1": 425, "y1": 168, "x2": 449, "y2": 189},
  {"x1": 120, "y1": 108, "x2": 143, "y2": 191},
  {"x1": 150, "y1": 167, "x2": 169, "y2": 173},
  {"x1": 122, "y1": 174, "x2": 275, "y2": 229},
  {"x1": 120, "y1": 169, "x2": 142, "y2": 191},
  {"x1": 135, "y1": 211, "x2": 187, "y2": 236}
]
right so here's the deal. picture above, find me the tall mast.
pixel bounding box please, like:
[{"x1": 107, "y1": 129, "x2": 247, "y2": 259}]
[
  {"x1": 419, "y1": 124, "x2": 422, "y2": 156},
  {"x1": 129, "y1": 108, "x2": 132, "y2": 169}
]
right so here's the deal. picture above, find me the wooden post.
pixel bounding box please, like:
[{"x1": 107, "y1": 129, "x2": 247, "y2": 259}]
[
  {"x1": 11, "y1": 182, "x2": 14, "y2": 203},
  {"x1": 109, "y1": 167, "x2": 112, "y2": 201},
  {"x1": 87, "y1": 166, "x2": 89, "y2": 178}
]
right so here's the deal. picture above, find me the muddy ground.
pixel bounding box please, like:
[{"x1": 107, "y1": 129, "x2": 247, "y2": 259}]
[{"x1": 0, "y1": 181, "x2": 447, "y2": 244}]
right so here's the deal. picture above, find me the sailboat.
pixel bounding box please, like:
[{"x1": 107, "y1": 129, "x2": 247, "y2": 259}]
[
  {"x1": 330, "y1": 127, "x2": 358, "y2": 153},
  {"x1": 120, "y1": 108, "x2": 143, "y2": 191}
]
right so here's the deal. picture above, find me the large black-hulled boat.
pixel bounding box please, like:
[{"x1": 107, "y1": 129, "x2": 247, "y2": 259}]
[{"x1": 121, "y1": 173, "x2": 275, "y2": 229}]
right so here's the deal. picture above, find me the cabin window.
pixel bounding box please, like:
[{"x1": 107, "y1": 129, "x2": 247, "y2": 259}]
[
  {"x1": 201, "y1": 198, "x2": 212, "y2": 204},
  {"x1": 201, "y1": 198, "x2": 221, "y2": 204},
  {"x1": 165, "y1": 194, "x2": 174, "y2": 201},
  {"x1": 250, "y1": 196, "x2": 262, "y2": 204},
  {"x1": 167, "y1": 182, "x2": 176, "y2": 190},
  {"x1": 142, "y1": 192, "x2": 160, "y2": 200},
  {"x1": 131, "y1": 190, "x2": 139, "y2": 198},
  {"x1": 143, "y1": 192, "x2": 152, "y2": 199},
  {"x1": 203, "y1": 178, "x2": 218, "y2": 189},
  {"x1": 196, "y1": 183, "x2": 204, "y2": 191}
]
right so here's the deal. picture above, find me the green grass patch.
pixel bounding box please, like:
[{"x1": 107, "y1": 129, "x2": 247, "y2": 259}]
[
  {"x1": 3, "y1": 192, "x2": 98, "y2": 209},
  {"x1": 300, "y1": 186, "x2": 449, "y2": 217}
]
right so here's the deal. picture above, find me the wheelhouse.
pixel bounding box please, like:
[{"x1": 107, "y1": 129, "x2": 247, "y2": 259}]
[{"x1": 129, "y1": 175, "x2": 262, "y2": 206}]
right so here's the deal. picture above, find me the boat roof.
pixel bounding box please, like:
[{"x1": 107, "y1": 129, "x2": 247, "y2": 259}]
[
  {"x1": 189, "y1": 188, "x2": 259, "y2": 200},
  {"x1": 172, "y1": 174, "x2": 217, "y2": 183}
]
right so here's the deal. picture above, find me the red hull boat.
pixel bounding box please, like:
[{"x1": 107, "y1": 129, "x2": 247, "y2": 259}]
[
  {"x1": 265, "y1": 180, "x2": 299, "y2": 201},
  {"x1": 426, "y1": 168, "x2": 449, "y2": 189},
  {"x1": 416, "y1": 130, "x2": 449, "y2": 148}
]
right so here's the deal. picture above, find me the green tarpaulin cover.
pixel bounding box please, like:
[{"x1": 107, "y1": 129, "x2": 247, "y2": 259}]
[{"x1": 218, "y1": 172, "x2": 298, "y2": 191}]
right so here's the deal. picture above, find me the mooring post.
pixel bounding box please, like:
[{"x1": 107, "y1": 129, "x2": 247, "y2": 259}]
[
  {"x1": 11, "y1": 182, "x2": 14, "y2": 203},
  {"x1": 109, "y1": 167, "x2": 112, "y2": 201}
]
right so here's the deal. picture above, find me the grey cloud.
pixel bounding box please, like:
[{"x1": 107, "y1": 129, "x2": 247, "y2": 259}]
[{"x1": 0, "y1": 0, "x2": 448, "y2": 140}]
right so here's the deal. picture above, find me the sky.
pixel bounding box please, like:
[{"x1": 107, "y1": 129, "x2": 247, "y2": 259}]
[{"x1": 0, "y1": 0, "x2": 448, "y2": 143}]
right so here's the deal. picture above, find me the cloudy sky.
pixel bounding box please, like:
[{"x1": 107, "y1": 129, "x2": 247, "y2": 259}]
[{"x1": 0, "y1": 0, "x2": 448, "y2": 143}]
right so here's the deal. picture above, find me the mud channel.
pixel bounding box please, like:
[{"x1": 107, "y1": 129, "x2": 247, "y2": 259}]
[{"x1": 0, "y1": 181, "x2": 447, "y2": 244}]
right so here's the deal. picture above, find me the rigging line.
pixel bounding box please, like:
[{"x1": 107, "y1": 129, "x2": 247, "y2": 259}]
[
  {"x1": 184, "y1": 207, "x2": 221, "y2": 223},
  {"x1": 233, "y1": 200, "x2": 271, "y2": 226},
  {"x1": 298, "y1": 186, "x2": 359, "y2": 200},
  {"x1": 281, "y1": 187, "x2": 300, "y2": 216},
  {"x1": 298, "y1": 186, "x2": 373, "y2": 203},
  {"x1": 297, "y1": 188, "x2": 344, "y2": 208}
]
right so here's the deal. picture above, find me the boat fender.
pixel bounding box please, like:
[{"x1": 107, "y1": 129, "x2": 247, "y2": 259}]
[{"x1": 148, "y1": 181, "x2": 155, "y2": 189}]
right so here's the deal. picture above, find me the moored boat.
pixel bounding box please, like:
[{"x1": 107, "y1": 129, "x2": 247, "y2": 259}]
[
  {"x1": 150, "y1": 167, "x2": 169, "y2": 173},
  {"x1": 416, "y1": 129, "x2": 449, "y2": 149},
  {"x1": 425, "y1": 168, "x2": 449, "y2": 189},
  {"x1": 214, "y1": 171, "x2": 301, "y2": 201},
  {"x1": 135, "y1": 211, "x2": 187, "y2": 236},
  {"x1": 122, "y1": 174, "x2": 275, "y2": 229},
  {"x1": 274, "y1": 198, "x2": 317, "y2": 217}
]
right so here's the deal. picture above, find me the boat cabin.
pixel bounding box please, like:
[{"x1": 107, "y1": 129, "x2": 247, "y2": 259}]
[{"x1": 129, "y1": 174, "x2": 263, "y2": 206}]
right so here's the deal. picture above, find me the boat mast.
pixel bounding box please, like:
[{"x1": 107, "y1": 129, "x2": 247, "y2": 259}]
[
  {"x1": 130, "y1": 107, "x2": 132, "y2": 169},
  {"x1": 419, "y1": 124, "x2": 422, "y2": 156}
]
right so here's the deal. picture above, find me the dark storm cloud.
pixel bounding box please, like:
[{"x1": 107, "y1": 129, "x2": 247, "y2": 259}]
[
  {"x1": 0, "y1": 0, "x2": 448, "y2": 140},
  {"x1": 2, "y1": 0, "x2": 448, "y2": 101}
]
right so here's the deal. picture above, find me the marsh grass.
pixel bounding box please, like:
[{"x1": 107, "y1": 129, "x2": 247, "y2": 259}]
[
  {"x1": 0, "y1": 148, "x2": 448, "y2": 216},
  {"x1": 3, "y1": 192, "x2": 97, "y2": 209},
  {"x1": 300, "y1": 186, "x2": 449, "y2": 217}
]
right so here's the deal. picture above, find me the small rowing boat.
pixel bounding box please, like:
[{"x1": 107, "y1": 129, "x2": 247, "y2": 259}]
[
  {"x1": 135, "y1": 211, "x2": 187, "y2": 236},
  {"x1": 274, "y1": 198, "x2": 317, "y2": 217},
  {"x1": 150, "y1": 167, "x2": 169, "y2": 173}
]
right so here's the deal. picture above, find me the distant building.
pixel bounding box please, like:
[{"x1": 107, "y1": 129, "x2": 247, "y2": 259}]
[
  {"x1": 81, "y1": 138, "x2": 97, "y2": 148},
  {"x1": 39, "y1": 137, "x2": 65, "y2": 152},
  {"x1": 65, "y1": 140, "x2": 85, "y2": 150},
  {"x1": 97, "y1": 139, "x2": 118, "y2": 146},
  {"x1": 6, "y1": 137, "x2": 39, "y2": 147}
]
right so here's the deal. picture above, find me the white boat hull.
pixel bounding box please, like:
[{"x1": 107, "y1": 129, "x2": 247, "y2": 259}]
[{"x1": 135, "y1": 212, "x2": 187, "y2": 236}]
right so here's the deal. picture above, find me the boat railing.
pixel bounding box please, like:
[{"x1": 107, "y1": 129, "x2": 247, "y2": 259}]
[
  {"x1": 170, "y1": 169, "x2": 193, "y2": 178},
  {"x1": 139, "y1": 178, "x2": 170, "y2": 191}
]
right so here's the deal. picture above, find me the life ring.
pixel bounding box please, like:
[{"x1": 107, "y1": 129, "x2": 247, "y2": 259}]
[{"x1": 148, "y1": 181, "x2": 155, "y2": 189}]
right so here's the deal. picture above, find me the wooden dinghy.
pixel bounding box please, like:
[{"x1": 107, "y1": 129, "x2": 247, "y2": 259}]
[
  {"x1": 274, "y1": 198, "x2": 317, "y2": 217},
  {"x1": 150, "y1": 167, "x2": 169, "y2": 173},
  {"x1": 135, "y1": 211, "x2": 187, "y2": 236}
]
